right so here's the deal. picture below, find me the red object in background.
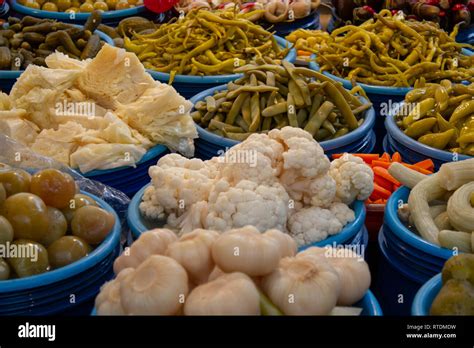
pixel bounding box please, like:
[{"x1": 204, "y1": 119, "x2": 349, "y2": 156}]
[
  {"x1": 144, "y1": 0, "x2": 179, "y2": 13},
  {"x1": 424, "y1": 0, "x2": 440, "y2": 5},
  {"x1": 0, "y1": 0, "x2": 4, "y2": 5},
  {"x1": 452, "y1": 3, "x2": 468, "y2": 10},
  {"x1": 362, "y1": 5, "x2": 376, "y2": 15},
  {"x1": 439, "y1": 10, "x2": 446, "y2": 16}
]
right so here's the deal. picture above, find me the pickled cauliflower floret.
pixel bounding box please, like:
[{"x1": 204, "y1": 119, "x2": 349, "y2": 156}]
[{"x1": 329, "y1": 154, "x2": 374, "y2": 204}]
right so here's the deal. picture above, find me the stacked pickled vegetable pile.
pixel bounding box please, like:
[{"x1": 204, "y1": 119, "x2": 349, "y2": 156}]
[
  {"x1": 391, "y1": 158, "x2": 474, "y2": 253},
  {"x1": 123, "y1": 9, "x2": 290, "y2": 81},
  {"x1": 17, "y1": 0, "x2": 143, "y2": 13},
  {"x1": 96, "y1": 227, "x2": 371, "y2": 315},
  {"x1": 311, "y1": 10, "x2": 474, "y2": 87},
  {"x1": 0, "y1": 13, "x2": 106, "y2": 70},
  {"x1": 396, "y1": 81, "x2": 474, "y2": 156},
  {"x1": 193, "y1": 60, "x2": 368, "y2": 142},
  {"x1": 0, "y1": 166, "x2": 115, "y2": 280},
  {"x1": 431, "y1": 254, "x2": 474, "y2": 315}
]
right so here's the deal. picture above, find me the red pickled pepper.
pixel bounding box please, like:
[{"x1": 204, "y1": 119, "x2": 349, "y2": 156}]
[{"x1": 144, "y1": 0, "x2": 179, "y2": 13}]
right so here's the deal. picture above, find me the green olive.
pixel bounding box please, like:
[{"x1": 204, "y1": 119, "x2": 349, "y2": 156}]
[
  {"x1": 7, "y1": 240, "x2": 49, "y2": 278},
  {"x1": 62, "y1": 194, "x2": 97, "y2": 225},
  {"x1": 30, "y1": 169, "x2": 76, "y2": 209},
  {"x1": 0, "y1": 258, "x2": 10, "y2": 280},
  {"x1": 39, "y1": 207, "x2": 67, "y2": 247},
  {"x1": 1, "y1": 193, "x2": 49, "y2": 242},
  {"x1": 0, "y1": 216, "x2": 13, "y2": 245},
  {"x1": 48, "y1": 236, "x2": 91, "y2": 269},
  {"x1": 56, "y1": 0, "x2": 71, "y2": 11},
  {"x1": 71, "y1": 205, "x2": 115, "y2": 245},
  {"x1": 0, "y1": 170, "x2": 30, "y2": 196}
]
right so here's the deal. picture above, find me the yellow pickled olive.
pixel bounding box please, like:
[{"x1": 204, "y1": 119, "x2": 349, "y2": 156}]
[
  {"x1": 449, "y1": 100, "x2": 474, "y2": 124},
  {"x1": 418, "y1": 129, "x2": 456, "y2": 150},
  {"x1": 403, "y1": 97, "x2": 436, "y2": 127},
  {"x1": 435, "y1": 86, "x2": 449, "y2": 112},
  {"x1": 404, "y1": 117, "x2": 437, "y2": 138}
]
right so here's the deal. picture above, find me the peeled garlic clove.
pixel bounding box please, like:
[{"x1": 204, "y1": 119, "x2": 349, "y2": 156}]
[
  {"x1": 166, "y1": 229, "x2": 219, "y2": 284},
  {"x1": 211, "y1": 226, "x2": 282, "y2": 276},
  {"x1": 207, "y1": 266, "x2": 226, "y2": 282},
  {"x1": 323, "y1": 247, "x2": 371, "y2": 306},
  {"x1": 184, "y1": 272, "x2": 261, "y2": 315},
  {"x1": 113, "y1": 228, "x2": 177, "y2": 274},
  {"x1": 262, "y1": 256, "x2": 341, "y2": 315},
  {"x1": 120, "y1": 255, "x2": 188, "y2": 315},
  {"x1": 95, "y1": 268, "x2": 134, "y2": 315},
  {"x1": 265, "y1": 229, "x2": 297, "y2": 258}
]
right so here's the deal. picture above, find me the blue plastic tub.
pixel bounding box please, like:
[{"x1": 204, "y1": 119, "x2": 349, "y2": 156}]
[
  {"x1": 10, "y1": 0, "x2": 146, "y2": 24},
  {"x1": 375, "y1": 227, "x2": 425, "y2": 315},
  {"x1": 0, "y1": 192, "x2": 121, "y2": 315},
  {"x1": 411, "y1": 274, "x2": 442, "y2": 316},
  {"x1": 191, "y1": 84, "x2": 376, "y2": 160},
  {"x1": 81, "y1": 145, "x2": 169, "y2": 197},
  {"x1": 457, "y1": 28, "x2": 474, "y2": 45},
  {"x1": 384, "y1": 112, "x2": 471, "y2": 169},
  {"x1": 147, "y1": 36, "x2": 296, "y2": 99},
  {"x1": 374, "y1": 186, "x2": 460, "y2": 315},
  {"x1": 0, "y1": 25, "x2": 114, "y2": 92}
]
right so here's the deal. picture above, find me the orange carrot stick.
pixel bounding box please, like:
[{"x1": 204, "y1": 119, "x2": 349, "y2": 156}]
[
  {"x1": 413, "y1": 159, "x2": 434, "y2": 172},
  {"x1": 370, "y1": 183, "x2": 391, "y2": 200},
  {"x1": 371, "y1": 160, "x2": 391, "y2": 169},
  {"x1": 392, "y1": 152, "x2": 402, "y2": 163},
  {"x1": 374, "y1": 174, "x2": 393, "y2": 192},
  {"x1": 331, "y1": 153, "x2": 380, "y2": 164},
  {"x1": 380, "y1": 153, "x2": 391, "y2": 162},
  {"x1": 373, "y1": 166, "x2": 400, "y2": 186}
]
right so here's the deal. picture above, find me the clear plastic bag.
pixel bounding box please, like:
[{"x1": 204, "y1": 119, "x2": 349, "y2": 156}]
[{"x1": 0, "y1": 134, "x2": 131, "y2": 244}]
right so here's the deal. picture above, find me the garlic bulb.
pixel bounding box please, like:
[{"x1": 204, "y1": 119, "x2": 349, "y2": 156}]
[
  {"x1": 166, "y1": 229, "x2": 219, "y2": 284},
  {"x1": 113, "y1": 229, "x2": 177, "y2": 274},
  {"x1": 95, "y1": 268, "x2": 134, "y2": 315},
  {"x1": 322, "y1": 248, "x2": 371, "y2": 306},
  {"x1": 265, "y1": 229, "x2": 297, "y2": 258},
  {"x1": 120, "y1": 255, "x2": 189, "y2": 315},
  {"x1": 211, "y1": 226, "x2": 282, "y2": 276},
  {"x1": 261, "y1": 255, "x2": 341, "y2": 315},
  {"x1": 299, "y1": 246, "x2": 370, "y2": 305},
  {"x1": 184, "y1": 272, "x2": 261, "y2": 315}
]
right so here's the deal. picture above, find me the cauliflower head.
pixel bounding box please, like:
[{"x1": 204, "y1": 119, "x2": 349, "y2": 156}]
[
  {"x1": 205, "y1": 179, "x2": 290, "y2": 233},
  {"x1": 329, "y1": 154, "x2": 374, "y2": 204},
  {"x1": 287, "y1": 206, "x2": 343, "y2": 247}
]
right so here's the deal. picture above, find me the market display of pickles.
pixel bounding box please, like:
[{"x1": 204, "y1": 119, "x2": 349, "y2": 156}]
[
  {"x1": 396, "y1": 81, "x2": 474, "y2": 155},
  {"x1": 192, "y1": 60, "x2": 368, "y2": 141},
  {"x1": 311, "y1": 10, "x2": 474, "y2": 87},
  {"x1": 123, "y1": 9, "x2": 291, "y2": 81},
  {"x1": 0, "y1": 12, "x2": 110, "y2": 69},
  {"x1": 17, "y1": 0, "x2": 143, "y2": 13},
  {"x1": 0, "y1": 165, "x2": 116, "y2": 280}
]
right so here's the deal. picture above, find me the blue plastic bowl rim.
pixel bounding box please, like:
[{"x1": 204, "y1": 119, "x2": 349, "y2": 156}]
[
  {"x1": 385, "y1": 186, "x2": 457, "y2": 260},
  {"x1": 128, "y1": 183, "x2": 366, "y2": 246},
  {"x1": 308, "y1": 49, "x2": 473, "y2": 96},
  {"x1": 84, "y1": 144, "x2": 168, "y2": 177},
  {"x1": 411, "y1": 273, "x2": 442, "y2": 316},
  {"x1": 147, "y1": 36, "x2": 296, "y2": 84},
  {"x1": 0, "y1": 24, "x2": 114, "y2": 79},
  {"x1": 10, "y1": 0, "x2": 146, "y2": 20},
  {"x1": 384, "y1": 108, "x2": 471, "y2": 162},
  {"x1": 0, "y1": 191, "x2": 121, "y2": 293},
  {"x1": 361, "y1": 289, "x2": 383, "y2": 316},
  {"x1": 191, "y1": 85, "x2": 376, "y2": 151}
]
